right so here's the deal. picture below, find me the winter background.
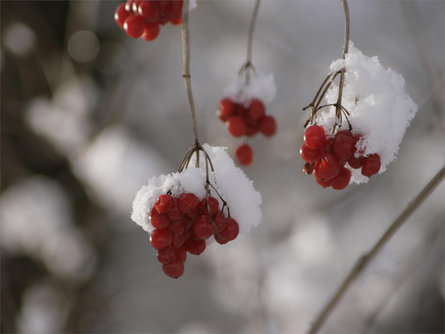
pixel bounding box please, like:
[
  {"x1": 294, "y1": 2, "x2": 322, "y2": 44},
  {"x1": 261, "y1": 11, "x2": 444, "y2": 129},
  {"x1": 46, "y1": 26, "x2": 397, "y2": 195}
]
[{"x1": 1, "y1": 0, "x2": 444, "y2": 333}]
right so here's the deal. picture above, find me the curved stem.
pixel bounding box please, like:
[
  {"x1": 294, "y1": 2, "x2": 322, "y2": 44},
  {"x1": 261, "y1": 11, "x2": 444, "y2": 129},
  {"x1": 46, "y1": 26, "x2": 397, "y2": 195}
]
[
  {"x1": 335, "y1": 0, "x2": 350, "y2": 120},
  {"x1": 307, "y1": 166, "x2": 445, "y2": 334},
  {"x1": 181, "y1": 0, "x2": 199, "y2": 145},
  {"x1": 245, "y1": 0, "x2": 261, "y2": 83}
]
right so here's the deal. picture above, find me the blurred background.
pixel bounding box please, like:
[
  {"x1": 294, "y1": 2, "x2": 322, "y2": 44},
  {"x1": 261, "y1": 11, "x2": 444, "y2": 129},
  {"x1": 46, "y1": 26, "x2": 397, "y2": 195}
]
[{"x1": 1, "y1": 0, "x2": 444, "y2": 333}]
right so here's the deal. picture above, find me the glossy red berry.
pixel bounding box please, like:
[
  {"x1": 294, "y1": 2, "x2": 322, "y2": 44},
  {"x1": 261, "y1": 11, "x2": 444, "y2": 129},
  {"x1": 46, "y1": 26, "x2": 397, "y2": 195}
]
[
  {"x1": 199, "y1": 197, "x2": 219, "y2": 216},
  {"x1": 138, "y1": 0, "x2": 160, "y2": 21},
  {"x1": 154, "y1": 194, "x2": 175, "y2": 214},
  {"x1": 248, "y1": 99, "x2": 265, "y2": 120},
  {"x1": 142, "y1": 22, "x2": 160, "y2": 41},
  {"x1": 115, "y1": 4, "x2": 131, "y2": 28},
  {"x1": 304, "y1": 125, "x2": 326, "y2": 149},
  {"x1": 333, "y1": 133, "x2": 354, "y2": 161},
  {"x1": 123, "y1": 15, "x2": 145, "y2": 38},
  {"x1": 162, "y1": 260, "x2": 184, "y2": 278},
  {"x1": 227, "y1": 116, "x2": 247, "y2": 137},
  {"x1": 300, "y1": 143, "x2": 322, "y2": 163},
  {"x1": 184, "y1": 239, "x2": 206, "y2": 255},
  {"x1": 150, "y1": 207, "x2": 170, "y2": 229},
  {"x1": 150, "y1": 228, "x2": 172, "y2": 250},
  {"x1": 178, "y1": 193, "x2": 200, "y2": 216},
  {"x1": 361, "y1": 154, "x2": 381, "y2": 177},
  {"x1": 192, "y1": 215, "x2": 215, "y2": 240},
  {"x1": 258, "y1": 115, "x2": 276, "y2": 137},
  {"x1": 348, "y1": 156, "x2": 363, "y2": 169},
  {"x1": 330, "y1": 167, "x2": 351, "y2": 190},
  {"x1": 316, "y1": 154, "x2": 341, "y2": 181},
  {"x1": 218, "y1": 98, "x2": 236, "y2": 122},
  {"x1": 215, "y1": 218, "x2": 239, "y2": 244},
  {"x1": 236, "y1": 144, "x2": 253, "y2": 166},
  {"x1": 157, "y1": 246, "x2": 176, "y2": 264},
  {"x1": 213, "y1": 212, "x2": 228, "y2": 233}
]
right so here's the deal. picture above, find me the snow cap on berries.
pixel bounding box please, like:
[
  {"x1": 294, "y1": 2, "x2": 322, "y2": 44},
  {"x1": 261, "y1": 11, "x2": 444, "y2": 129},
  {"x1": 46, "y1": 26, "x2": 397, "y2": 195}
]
[
  {"x1": 319, "y1": 42, "x2": 418, "y2": 183},
  {"x1": 223, "y1": 69, "x2": 276, "y2": 105},
  {"x1": 131, "y1": 144, "x2": 262, "y2": 234}
]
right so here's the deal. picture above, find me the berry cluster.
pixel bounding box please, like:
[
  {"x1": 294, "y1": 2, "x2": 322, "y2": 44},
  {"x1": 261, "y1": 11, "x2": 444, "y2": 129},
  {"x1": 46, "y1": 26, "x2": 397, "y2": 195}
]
[
  {"x1": 114, "y1": 0, "x2": 183, "y2": 41},
  {"x1": 300, "y1": 125, "x2": 381, "y2": 189},
  {"x1": 217, "y1": 97, "x2": 277, "y2": 165},
  {"x1": 150, "y1": 193, "x2": 239, "y2": 278}
]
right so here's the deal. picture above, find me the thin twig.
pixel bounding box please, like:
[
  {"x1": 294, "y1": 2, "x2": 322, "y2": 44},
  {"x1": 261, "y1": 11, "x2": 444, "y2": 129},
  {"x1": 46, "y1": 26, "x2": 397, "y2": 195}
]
[
  {"x1": 246, "y1": 0, "x2": 260, "y2": 66},
  {"x1": 307, "y1": 166, "x2": 445, "y2": 334},
  {"x1": 181, "y1": 0, "x2": 199, "y2": 145}
]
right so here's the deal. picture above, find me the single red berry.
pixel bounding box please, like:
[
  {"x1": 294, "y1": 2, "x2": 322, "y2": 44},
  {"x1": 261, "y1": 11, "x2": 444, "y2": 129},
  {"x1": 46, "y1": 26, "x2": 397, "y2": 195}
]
[
  {"x1": 192, "y1": 215, "x2": 215, "y2": 240},
  {"x1": 158, "y1": 0, "x2": 171, "y2": 24},
  {"x1": 154, "y1": 194, "x2": 175, "y2": 214},
  {"x1": 123, "y1": 15, "x2": 145, "y2": 38},
  {"x1": 150, "y1": 228, "x2": 172, "y2": 250},
  {"x1": 157, "y1": 246, "x2": 176, "y2": 264},
  {"x1": 169, "y1": 0, "x2": 183, "y2": 25},
  {"x1": 178, "y1": 193, "x2": 200, "y2": 217},
  {"x1": 248, "y1": 99, "x2": 266, "y2": 121},
  {"x1": 227, "y1": 116, "x2": 247, "y2": 137},
  {"x1": 215, "y1": 218, "x2": 239, "y2": 244},
  {"x1": 184, "y1": 238, "x2": 206, "y2": 255},
  {"x1": 198, "y1": 197, "x2": 219, "y2": 216},
  {"x1": 304, "y1": 125, "x2": 326, "y2": 149},
  {"x1": 162, "y1": 260, "x2": 184, "y2": 278},
  {"x1": 213, "y1": 212, "x2": 228, "y2": 233},
  {"x1": 217, "y1": 98, "x2": 235, "y2": 122},
  {"x1": 115, "y1": 4, "x2": 131, "y2": 28},
  {"x1": 138, "y1": 0, "x2": 160, "y2": 21},
  {"x1": 361, "y1": 154, "x2": 381, "y2": 177},
  {"x1": 348, "y1": 156, "x2": 363, "y2": 169},
  {"x1": 175, "y1": 246, "x2": 187, "y2": 263},
  {"x1": 314, "y1": 175, "x2": 332, "y2": 188},
  {"x1": 300, "y1": 143, "x2": 322, "y2": 163},
  {"x1": 236, "y1": 144, "x2": 253, "y2": 166},
  {"x1": 168, "y1": 219, "x2": 186, "y2": 235},
  {"x1": 142, "y1": 22, "x2": 160, "y2": 41},
  {"x1": 258, "y1": 115, "x2": 277, "y2": 137},
  {"x1": 172, "y1": 230, "x2": 191, "y2": 248},
  {"x1": 167, "y1": 199, "x2": 185, "y2": 221},
  {"x1": 320, "y1": 138, "x2": 333, "y2": 156},
  {"x1": 333, "y1": 133, "x2": 354, "y2": 161},
  {"x1": 330, "y1": 167, "x2": 352, "y2": 190},
  {"x1": 150, "y1": 207, "x2": 170, "y2": 229},
  {"x1": 316, "y1": 154, "x2": 341, "y2": 181}
]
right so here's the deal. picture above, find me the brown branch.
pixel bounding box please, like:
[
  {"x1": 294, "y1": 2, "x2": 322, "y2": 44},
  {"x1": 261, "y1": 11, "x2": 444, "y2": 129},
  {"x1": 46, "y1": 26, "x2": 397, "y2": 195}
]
[
  {"x1": 181, "y1": 0, "x2": 199, "y2": 145},
  {"x1": 307, "y1": 165, "x2": 445, "y2": 334},
  {"x1": 246, "y1": 0, "x2": 260, "y2": 66}
]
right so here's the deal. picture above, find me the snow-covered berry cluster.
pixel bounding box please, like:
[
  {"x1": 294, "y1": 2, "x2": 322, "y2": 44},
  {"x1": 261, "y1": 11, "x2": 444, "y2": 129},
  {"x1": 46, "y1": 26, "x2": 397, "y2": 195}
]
[
  {"x1": 301, "y1": 125, "x2": 381, "y2": 190},
  {"x1": 150, "y1": 193, "x2": 239, "y2": 278},
  {"x1": 114, "y1": 0, "x2": 183, "y2": 41},
  {"x1": 217, "y1": 97, "x2": 276, "y2": 165},
  {"x1": 220, "y1": 70, "x2": 277, "y2": 166}
]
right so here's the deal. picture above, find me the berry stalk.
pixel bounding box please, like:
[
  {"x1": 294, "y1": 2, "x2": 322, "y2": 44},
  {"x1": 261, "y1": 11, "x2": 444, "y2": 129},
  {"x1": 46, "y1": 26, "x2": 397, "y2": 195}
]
[{"x1": 245, "y1": 0, "x2": 261, "y2": 83}]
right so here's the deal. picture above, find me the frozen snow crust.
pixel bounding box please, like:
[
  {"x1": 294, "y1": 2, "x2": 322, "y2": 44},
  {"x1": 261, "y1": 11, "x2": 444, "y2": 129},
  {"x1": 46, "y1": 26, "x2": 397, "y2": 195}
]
[
  {"x1": 131, "y1": 144, "x2": 262, "y2": 235},
  {"x1": 318, "y1": 42, "x2": 418, "y2": 183}
]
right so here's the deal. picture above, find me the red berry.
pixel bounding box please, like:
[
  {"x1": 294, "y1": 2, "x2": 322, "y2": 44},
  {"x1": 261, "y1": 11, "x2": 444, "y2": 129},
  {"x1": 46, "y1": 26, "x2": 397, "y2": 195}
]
[
  {"x1": 178, "y1": 193, "x2": 200, "y2": 217},
  {"x1": 192, "y1": 215, "x2": 215, "y2": 240},
  {"x1": 215, "y1": 218, "x2": 239, "y2": 244},
  {"x1": 320, "y1": 138, "x2": 333, "y2": 156},
  {"x1": 300, "y1": 143, "x2": 322, "y2": 163},
  {"x1": 175, "y1": 246, "x2": 187, "y2": 263},
  {"x1": 258, "y1": 115, "x2": 276, "y2": 137},
  {"x1": 138, "y1": 0, "x2": 160, "y2": 21},
  {"x1": 304, "y1": 125, "x2": 326, "y2": 149},
  {"x1": 361, "y1": 154, "x2": 381, "y2": 177},
  {"x1": 330, "y1": 167, "x2": 351, "y2": 190},
  {"x1": 246, "y1": 124, "x2": 259, "y2": 137},
  {"x1": 150, "y1": 228, "x2": 172, "y2": 250},
  {"x1": 213, "y1": 212, "x2": 228, "y2": 233},
  {"x1": 150, "y1": 207, "x2": 170, "y2": 229},
  {"x1": 142, "y1": 22, "x2": 160, "y2": 41},
  {"x1": 154, "y1": 194, "x2": 175, "y2": 214},
  {"x1": 314, "y1": 175, "x2": 332, "y2": 188},
  {"x1": 227, "y1": 116, "x2": 247, "y2": 137},
  {"x1": 316, "y1": 154, "x2": 341, "y2": 181},
  {"x1": 123, "y1": 15, "x2": 145, "y2": 38},
  {"x1": 348, "y1": 156, "x2": 363, "y2": 169},
  {"x1": 333, "y1": 133, "x2": 354, "y2": 161},
  {"x1": 199, "y1": 197, "x2": 219, "y2": 216},
  {"x1": 168, "y1": 219, "x2": 186, "y2": 235},
  {"x1": 131, "y1": 0, "x2": 143, "y2": 13},
  {"x1": 248, "y1": 99, "x2": 266, "y2": 120},
  {"x1": 158, "y1": 0, "x2": 171, "y2": 24},
  {"x1": 236, "y1": 144, "x2": 253, "y2": 166},
  {"x1": 184, "y1": 238, "x2": 206, "y2": 255},
  {"x1": 115, "y1": 4, "x2": 131, "y2": 28},
  {"x1": 167, "y1": 199, "x2": 185, "y2": 221},
  {"x1": 172, "y1": 230, "x2": 191, "y2": 248},
  {"x1": 169, "y1": 0, "x2": 183, "y2": 25},
  {"x1": 217, "y1": 98, "x2": 236, "y2": 122},
  {"x1": 162, "y1": 260, "x2": 184, "y2": 278},
  {"x1": 157, "y1": 246, "x2": 176, "y2": 264}
]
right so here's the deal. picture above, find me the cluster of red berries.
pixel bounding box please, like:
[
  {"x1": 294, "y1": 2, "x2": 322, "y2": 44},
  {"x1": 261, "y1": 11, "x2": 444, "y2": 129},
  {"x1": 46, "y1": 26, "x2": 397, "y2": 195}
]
[
  {"x1": 150, "y1": 193, "x2": 239, "y2": 278},
  {"x1": 300, "y1": 125, "x2": 381, "y2": 189},
  {"x1": 114, "y1": 0, "x2": 182, "y2": 41},
  {"x1": 217, "y1": 97, "x2": 277, "y2": 166}
]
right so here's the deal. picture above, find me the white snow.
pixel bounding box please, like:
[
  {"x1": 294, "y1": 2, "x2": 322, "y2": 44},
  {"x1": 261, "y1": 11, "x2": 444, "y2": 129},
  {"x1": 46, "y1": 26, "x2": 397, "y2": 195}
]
[
  {"x1": 131, "y1": 144, "x2": 262, "y2": 236},
  {"x1": 317, "y1": 42, "x2": 418, "y2": 183},
  {"x1": 223, "y1": 69, "x2": 276, "y2": 105}
]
